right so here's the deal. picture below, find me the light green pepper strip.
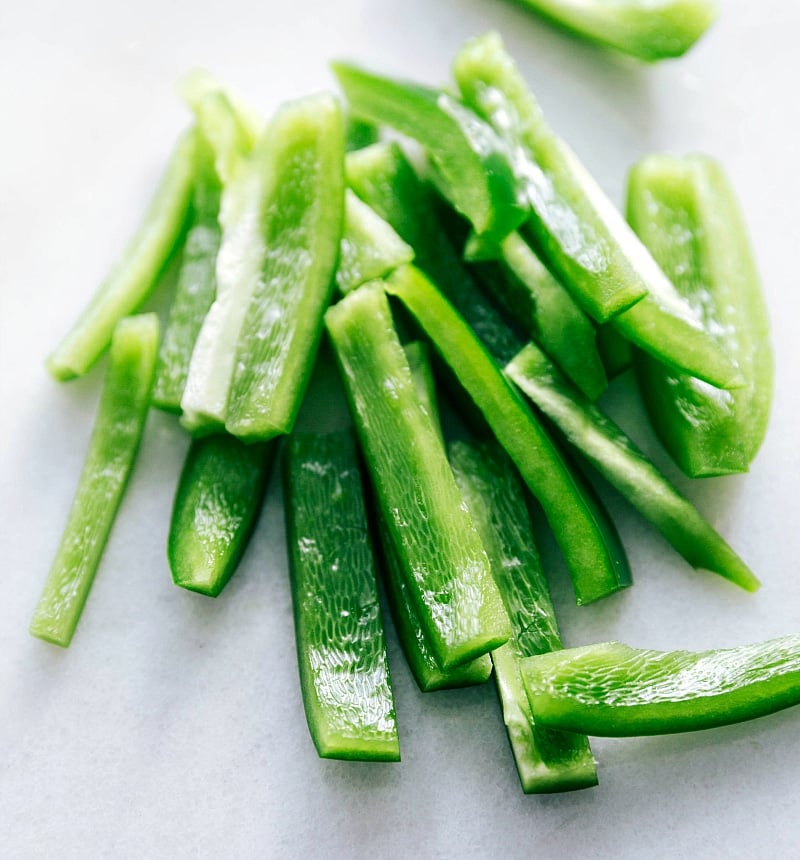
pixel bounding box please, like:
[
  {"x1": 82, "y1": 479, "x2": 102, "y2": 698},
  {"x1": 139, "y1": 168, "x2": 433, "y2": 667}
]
[
  {"x1": 514, "y1": 0, "x2": 717, "y2": 63},
  {"x1": 486, "y1": 231, "x2": 607, "y2": 400},
  {"x1": 284, "y1": 431, "x2": 400, "y2": 761},
  {"x1": 521, "y1": 635, "x2": 800, "y2": 737},
  {"x1": 336, "y1": 190, "x2": 414, "y2": 294},
  {"x1": 453, "y1": 32, "x2": 743, "y2": 390},
  {"x1": 506, "y1": 342, "x2": 759, "y2": 592},
  {"x1": 326, "y1": 284, "x2": 511, "y2": 670},
  {"x1": 627, "y1": 154, "x2": 773, "y2": 477},
  {"x1": 168, "y1": 434, "x2": 275, "y2": 597},
  {"x1": 332, "y1": 62, "x2": 527, "y2": 245},
  {"x1": 151, "y1": 135, "x2": 222, "y2": 413},
  {"x1": 387, "y1": 264, "x2": 631, "y2": 605},
  {"x1": 47, "y1": 132, "x2": 196, "y2": 381},
  {"x1": 450, "y1": 440, "x2": 597, "y2": 793},
  {"x1": 376, "y1": 342, "x2": 493, "y2": 691},
  {"x1": 346, "y1": 142, "x2": 524, "y2": 364},
  {"x1": 31, "y1": 314, "x2": 159, "y2": 647},
  {"x1": 223, "y1": 95, "x2": 345, "y2": 441}
]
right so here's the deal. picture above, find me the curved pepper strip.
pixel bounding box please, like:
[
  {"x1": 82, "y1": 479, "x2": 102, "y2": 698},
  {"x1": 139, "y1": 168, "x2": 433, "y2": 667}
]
[
  {"x1": 627, "y1": 154, "x2": 773, "y2": 477},
  {"x1": 512, "y1": 0, "x2": 717, "y2": 62},
  {"x1": 521, "y1": 635, "x2": 800, "y2": 737},
  {"x1": 450, "y1": 440, "x2": 598, "y2": 793},
  {"x1": 505, "y1": 342, "x2": 759, "y2": 592},
  {"x1": 31, "y1": 314, "x2": 159, "y2": 647},
  {"x1": 332, "y1": 62, "x2": 527, "y2": 246},
  {"x1": 386, "y1": 264, "x2": 631, "y2": 606},
  {"x1": 47, "y1": 132, "x2": 196, "y2": 381},
  {"x1": 453, "y1": 32, "x2": 742, "y2": 391}
]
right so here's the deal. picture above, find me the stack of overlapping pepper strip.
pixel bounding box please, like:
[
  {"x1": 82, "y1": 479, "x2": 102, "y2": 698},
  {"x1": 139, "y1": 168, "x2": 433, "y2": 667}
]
[{"x1": 32, "y1": 30, "x2": 793, "y2": 794}]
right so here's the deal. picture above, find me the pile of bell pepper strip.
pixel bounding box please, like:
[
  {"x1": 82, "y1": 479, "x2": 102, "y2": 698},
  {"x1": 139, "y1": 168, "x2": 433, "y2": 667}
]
[{"x1": 33, "y1": 31, "x2": 786, "y2": 793}]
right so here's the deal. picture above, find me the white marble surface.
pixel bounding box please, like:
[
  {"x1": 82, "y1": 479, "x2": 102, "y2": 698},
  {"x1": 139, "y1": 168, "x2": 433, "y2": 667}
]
[{"x1": 3, "y1": 1, "x2": 800, "y2": 857}]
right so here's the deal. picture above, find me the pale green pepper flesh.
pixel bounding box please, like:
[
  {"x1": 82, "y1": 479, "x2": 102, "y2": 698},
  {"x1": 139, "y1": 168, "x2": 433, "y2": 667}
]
[{"x1": 31, "y1": 314, "x2": 160, "y2": 647}]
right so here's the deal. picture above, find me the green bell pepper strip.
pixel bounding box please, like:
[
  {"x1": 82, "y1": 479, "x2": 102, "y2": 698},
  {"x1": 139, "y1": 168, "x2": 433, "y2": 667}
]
[
  {"x1": 224, "y1": 95, "x2": 345, "y2": 441},
  {"x1": 520, "y1": 635, "x2": 800, "y2": 737},
  {"x1": 284, "y1": 431, "x2": 400, "y2": 761},
  {"x1": 47, "y1": 131, "x2": 196, "y2": 381},
  {"x1": 481, "y1": 230, "x2": 607, "y2": 400},
  {"x1": 345, "y1": 116, "x2": 379, "y2": 152},
  {"x1": 346, "y1": 142, "x2": 523, "y2": 364},
  {"x1": 386, "y1": 264, "x2": 631, "y2": 605},
  {"x1": 595, "y1": 322, "x2": 633, "y2": 379},
  {"x1": 449, "y1": 440, "x2": 597, "y2": 793},
  {"x1": 182, "y1": 94, "x2": 345, "y2": 438},
  {"x1": 376, "y1": 342, "x2": 493, "y2": 691},
  {"x1": 168, "y1": 434, "x2": 275, "y2": 597},
  {"x1": 31, "y1": 314, "x2": 159, "y2": 647},
  {"x1": 151, "y1": 135, "x2": 222, "y2": 413},
  {"x1": 332, "y1": 62, "x2": 526, "y2": 245},
  {"x1": 627, "y1": 154, "x2": 773, "y2": 477},
  {"x1": 513, "y1": 0, "x2": 717, "y2": 63},
  {"x1": 336, "y1": 190, "x2": 414, "y2": 294},
  {"x1": 505, "y1": 342, "x2": 760, "y2": 592},
  {"x1": 453, "y1": 33, "x2": 743, "y2": 391},
  {"x1": 326, "y1": 283, "x2": 511, "y2": 669}
]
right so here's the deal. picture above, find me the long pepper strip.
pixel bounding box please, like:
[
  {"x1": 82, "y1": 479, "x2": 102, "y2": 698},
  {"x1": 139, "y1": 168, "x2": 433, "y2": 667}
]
[
  {"x1": 521, "y1": 635, "x2": 800, "y2": 737},
  {"x1": 152, "y1": 134, "x2": 222, "y2": 412},
  {"x1": 168, "y1": 434, "x2": 275, "y2": 596},
  {"x1": 31, "y1": 314, "x2": 159, "y2": 646},
  {"x1": 284, "y1": 431, "x2": 400, "y2": 761},
  {"x1": 47, "y1": 132, "x2": 196, "y2": 380},
  {"x1": 506, "y1": 342, "x2": 759, "y2": 592},
  {"x1": 450, "y1": 441, "x2": 597, "y2": 793},
  {"x1": 513, "y1": 0, "x2": 717, "y2": 62},
  {"x1": 453, "y1": 33, "x2": 743, "y2": 390},
  {"x1": 326, "y1": 284, "x2": 511, "y2": 669},
  {"x1": 333, "y1": 63, "x2": 526, "y2": 245},
  {"x1": 346, "y1": 142, "x2": 523, "y2": 364},
  {"x1": 336, "y1": 189, "x2": 414, "y2": 294},
  {"x1": 376, "y1": 342, "x2": 492, "y2": 691},
  {"x1": 224, "y1": 95, "x2": 345, "y2": 440},
  {"x1": 627, "y1": 154, "x2": 773, "y2": 477},
  {"x1": 387, "y1": 264, "x2": 630, "y2": 605}
]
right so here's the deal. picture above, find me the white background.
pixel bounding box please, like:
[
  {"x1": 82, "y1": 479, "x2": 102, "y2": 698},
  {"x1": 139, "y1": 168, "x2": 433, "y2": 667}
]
[{"x1": 3, "y1": 1, "x2": 800, "y2": 857}]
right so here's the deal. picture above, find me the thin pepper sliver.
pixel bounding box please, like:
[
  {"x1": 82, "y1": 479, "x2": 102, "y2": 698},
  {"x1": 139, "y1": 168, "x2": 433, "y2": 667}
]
[
  {"x1": 627, "y1": 153, "x2": 773, "y2": 477},
  {"x1": 31, "y1": 314, "x2": 159, "y2": 647},
  {"x1": 47, "y1": 131, "x2": 196, "y2": 381},
  {"x1": 521, "y1": 635, "x2": 800, "y2": 737},
  {"x1": 386, "y1": 264, "x2": 631, "y2": 606},
  {"x1": 325, "y1": 283, "x2": 511, "y2": 669}
]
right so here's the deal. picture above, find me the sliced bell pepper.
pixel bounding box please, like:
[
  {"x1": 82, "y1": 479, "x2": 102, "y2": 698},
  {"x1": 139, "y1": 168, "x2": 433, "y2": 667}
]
[
  {"x1": 449, "y1": 440, "x2": 598, "y2": 793},
  {"x1": 505, "y1": 342, "x2": 759, "y2": 592},
  {"x1": 168, "y1": 434, "x2": 275, "y2": 597},
  {"x1": 47, "y1": 132, "x2": 196, "y2": 381},
  {"x1": 453, "y1": 32, "x2": 742, "y2": 390},
  {"x1": 386, "y1": 264, "x2": 631, "y2": 605},
  {"x1": 627, "y1": 153, "x2": 773, "y2": 477},
  {"x1": 31, "y1": 314, "x2": 159, "y2": 647},
  {"x1": 345, "y1": 142, "x2": 523, "y2": 364},
  {"x1": 332, "y1": 62, "x2": 526, "y2": 245},
  {"x1": 512, "y1": 0, "x2": 717, "y2": 62},
  {"x1": 521, "y1": 635, "x2": 800, "y2": 737},
  {"x1": 284, "y1": 430, "x2": 400, "y2": 761},
  {"x1": 325, "y1": 283, "x2": 511, "y2": 669}
]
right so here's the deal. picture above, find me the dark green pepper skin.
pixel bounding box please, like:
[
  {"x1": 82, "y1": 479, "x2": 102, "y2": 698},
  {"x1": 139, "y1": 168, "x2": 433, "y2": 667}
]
[
  {"x1": 522, "y1": 635, "x2": 800, "y2": 737},
  {"x1": 627, "y1": 154, "x2": 773, "y2": 477},
  {"x1": 168, "y1": 434, "x2": 274, "y2": 597}
]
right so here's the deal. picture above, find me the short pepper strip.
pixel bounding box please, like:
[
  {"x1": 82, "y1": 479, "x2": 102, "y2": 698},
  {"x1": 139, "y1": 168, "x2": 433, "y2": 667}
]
[
  {"x1": 521, "y1": 635, "x2": 800, "y2": 737},
  {"x1": 31, "y1": 314, "x2": 159, "y2": 647},
  {"x1": 386, "y1": 264, "x2": 631, "y2": 606},
  {"x1": 627, "y1": 153, "x2": 773, "y2": 477}
]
